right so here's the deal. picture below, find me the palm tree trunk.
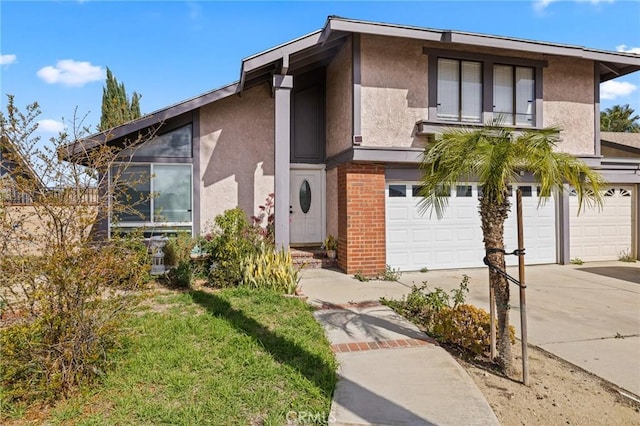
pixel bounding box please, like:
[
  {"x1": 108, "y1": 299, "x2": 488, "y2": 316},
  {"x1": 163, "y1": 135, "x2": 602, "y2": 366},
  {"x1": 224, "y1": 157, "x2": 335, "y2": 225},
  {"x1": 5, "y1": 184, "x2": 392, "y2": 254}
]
[{"x1": 480, "y1": 194, "x2": 513, "y2": 373}]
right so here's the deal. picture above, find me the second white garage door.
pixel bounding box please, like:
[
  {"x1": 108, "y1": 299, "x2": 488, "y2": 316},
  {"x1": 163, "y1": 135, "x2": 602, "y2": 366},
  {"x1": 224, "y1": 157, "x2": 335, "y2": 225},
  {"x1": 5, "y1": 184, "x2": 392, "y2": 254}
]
[
  {"x1": 569, "y1": 187, "x2": 633, "y2": 262},
  {"x1": 386, "y1": 182, "x2": 556, "y2": 271}
]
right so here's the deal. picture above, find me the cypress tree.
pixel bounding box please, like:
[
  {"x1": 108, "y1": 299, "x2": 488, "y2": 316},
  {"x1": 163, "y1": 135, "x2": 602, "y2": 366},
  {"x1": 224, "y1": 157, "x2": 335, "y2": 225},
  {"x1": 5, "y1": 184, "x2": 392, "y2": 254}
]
[{"x1": 99, "y1": 68, "x2": 142, "y2": 131}]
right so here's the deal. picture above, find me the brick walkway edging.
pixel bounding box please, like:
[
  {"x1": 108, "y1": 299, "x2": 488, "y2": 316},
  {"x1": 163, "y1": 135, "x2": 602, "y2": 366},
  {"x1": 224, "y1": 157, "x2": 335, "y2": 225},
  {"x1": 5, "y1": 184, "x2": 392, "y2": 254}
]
[
  {"x1": 331, "y1": 337, "x2": 437, "y2": 353},
  {"x1": 311, "y1": 299, "x2": 439, "y2": 353}
]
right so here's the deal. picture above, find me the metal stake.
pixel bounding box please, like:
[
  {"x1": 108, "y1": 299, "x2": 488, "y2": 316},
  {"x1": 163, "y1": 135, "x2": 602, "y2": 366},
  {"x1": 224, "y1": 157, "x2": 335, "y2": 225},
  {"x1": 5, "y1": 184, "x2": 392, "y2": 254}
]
[
  {"x1": 489, "y1": 281, "x2": 496, "y2": 360},
  {"x1": 516, "y1": 188, "x2": 529, "y2": 385}
]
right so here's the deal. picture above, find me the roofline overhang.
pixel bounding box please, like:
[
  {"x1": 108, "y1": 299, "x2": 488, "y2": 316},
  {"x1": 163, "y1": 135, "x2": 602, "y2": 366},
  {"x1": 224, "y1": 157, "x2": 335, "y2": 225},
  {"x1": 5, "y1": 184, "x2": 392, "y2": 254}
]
[
  {"x1": 325, "y1": 17, "x2": 640, "y2": 81},
  {"x1": 62, "y1": 82, "x2": 239, "y2": 160}
]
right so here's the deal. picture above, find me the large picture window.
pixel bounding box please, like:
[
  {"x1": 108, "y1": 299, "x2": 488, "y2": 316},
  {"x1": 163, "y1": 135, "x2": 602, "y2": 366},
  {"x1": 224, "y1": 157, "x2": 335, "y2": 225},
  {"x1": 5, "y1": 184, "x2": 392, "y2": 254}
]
[
  {"x1": 437, "y1": 58, "x2": 482, "y2": 123},
  {"x1": 110, "y1": 163, "x2": 192, "y2": 234}
]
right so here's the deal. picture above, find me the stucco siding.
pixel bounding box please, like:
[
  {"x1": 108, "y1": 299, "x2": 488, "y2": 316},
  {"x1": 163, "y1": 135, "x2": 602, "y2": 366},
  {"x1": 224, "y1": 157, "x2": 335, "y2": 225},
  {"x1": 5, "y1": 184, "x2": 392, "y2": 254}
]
[
  {"x1": 360, "y1": 34, "x2": 428, "y2": 148},
  {"x1": 543, "y1": 57, "x2": 595, "y2": 155},
  {"x1": 326, "y1": 38, "x2": 353, "y2": 157},
  {"x1": 326, "y1": 166, "x2": 338, "y2": 238},
  {"x1": 199, "y1": 84, "x2": 275, "y2": 229}
]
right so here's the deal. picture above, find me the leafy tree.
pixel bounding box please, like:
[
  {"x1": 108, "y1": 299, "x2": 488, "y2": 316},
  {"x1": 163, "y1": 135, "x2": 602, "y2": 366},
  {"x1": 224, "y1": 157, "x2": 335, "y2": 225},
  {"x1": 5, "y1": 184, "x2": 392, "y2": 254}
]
[
  {"x1": 1, "y1": 95, "x2": 152, "y2": 403},
  {"x1": 418, "y1": 121, "x2": 604, "y2": 373},
  {"x1": 600, "y1": 104, "x2": 640, "y2": 132},
  {"x1": 99, "y1": 67, "x2": 142, "y2": 131}
]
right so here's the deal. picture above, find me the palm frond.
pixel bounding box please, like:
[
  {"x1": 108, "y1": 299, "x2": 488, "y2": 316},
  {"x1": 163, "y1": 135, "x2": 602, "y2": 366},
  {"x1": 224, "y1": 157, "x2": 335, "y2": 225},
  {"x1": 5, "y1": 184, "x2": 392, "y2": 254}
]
[{"x1": 419, "y1": 122, "x2": 605, "y2": 217}]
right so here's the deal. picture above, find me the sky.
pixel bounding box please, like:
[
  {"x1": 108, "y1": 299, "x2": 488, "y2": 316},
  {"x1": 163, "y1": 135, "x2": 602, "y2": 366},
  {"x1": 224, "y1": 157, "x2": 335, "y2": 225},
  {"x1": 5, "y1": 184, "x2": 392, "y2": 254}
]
[{"x1": 1, "y1": 0, "x2": 639, "y2": 139}]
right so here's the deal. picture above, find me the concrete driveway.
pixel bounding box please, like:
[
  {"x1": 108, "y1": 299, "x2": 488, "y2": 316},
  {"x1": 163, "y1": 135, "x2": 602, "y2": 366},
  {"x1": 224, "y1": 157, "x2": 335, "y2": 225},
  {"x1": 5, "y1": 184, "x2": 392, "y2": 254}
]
[{"x1": 301, "y1": 261, "x2": 640, "y2": 396}]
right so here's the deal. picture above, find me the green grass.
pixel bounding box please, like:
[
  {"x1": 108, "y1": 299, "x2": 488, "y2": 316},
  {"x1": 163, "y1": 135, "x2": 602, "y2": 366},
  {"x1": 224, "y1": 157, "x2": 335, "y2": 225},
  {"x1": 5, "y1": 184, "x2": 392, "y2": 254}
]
[{"x1": 37, "y1": 288, "x2": 337, "y2": 425}]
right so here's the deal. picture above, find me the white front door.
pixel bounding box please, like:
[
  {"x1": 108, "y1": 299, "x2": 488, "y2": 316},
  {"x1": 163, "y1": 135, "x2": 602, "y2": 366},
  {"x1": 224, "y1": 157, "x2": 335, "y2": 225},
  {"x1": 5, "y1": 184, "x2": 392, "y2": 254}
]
[{"x1": 290, "y1": 168, "x2": 324, "y2": 244}]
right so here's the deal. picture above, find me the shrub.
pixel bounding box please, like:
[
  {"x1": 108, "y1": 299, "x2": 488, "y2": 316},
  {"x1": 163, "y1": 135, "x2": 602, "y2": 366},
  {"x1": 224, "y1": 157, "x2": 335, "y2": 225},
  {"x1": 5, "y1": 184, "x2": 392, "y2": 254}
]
[
  {"x1": 0, "y1": 237, "x2": 147, "y2": 403},
  {"x1": 381, "y1": 276, "x2": 515, "y2": 358},
  {"x1": 239, "y1": 242, "x2": 300, "y2": 294},
  {"x1": 430, "y1": 304, "x2": 515, "y2": 357},
  {"x1": 163, "y1": 232, "x2": 195, "y2": 267},
  {"x1": 0, "y1": 97, "x2": 153, "y2": 404},
  {"x1": 203, "y1": 208, "x2": 261, "y2": 287},
  {"x1": 164, "y1": 232, "x2": 199, "y2": 288}
]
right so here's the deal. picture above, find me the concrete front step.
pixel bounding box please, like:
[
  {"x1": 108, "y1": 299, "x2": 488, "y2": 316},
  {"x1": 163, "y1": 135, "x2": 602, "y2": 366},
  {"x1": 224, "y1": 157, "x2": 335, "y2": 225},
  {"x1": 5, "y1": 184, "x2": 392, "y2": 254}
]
[
  {"x1": 294, "y1": 257, "x2": 338, "y2": 269},
  {"x1": 291, "y1": 248, "x2": 338, "y2": 269}
]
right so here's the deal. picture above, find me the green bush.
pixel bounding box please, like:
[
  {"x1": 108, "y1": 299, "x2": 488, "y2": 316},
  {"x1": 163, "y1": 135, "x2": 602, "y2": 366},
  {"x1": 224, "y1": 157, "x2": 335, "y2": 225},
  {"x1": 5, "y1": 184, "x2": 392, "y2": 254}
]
[
  {"x1": 430, "y1": 304, "x2": 515, "y2": 357},
  {"x1": 0, "y1": 236, "x2": 146, "y2": 403},
  {"x1": 239, "y1": 243, "x2": 300, "y2": 294},
  {"x1": 203, "y1": 208, "x2": 261, "y2": 287},
  {"x1": 381, "y1": 276, "x2": 515, "y2": 358},
  {"x1": 163, "y1": 232, "x2": 195, "y2": 267},
  {"x1": 163, "y1": 232, "x2": 198, "y2": 288}
]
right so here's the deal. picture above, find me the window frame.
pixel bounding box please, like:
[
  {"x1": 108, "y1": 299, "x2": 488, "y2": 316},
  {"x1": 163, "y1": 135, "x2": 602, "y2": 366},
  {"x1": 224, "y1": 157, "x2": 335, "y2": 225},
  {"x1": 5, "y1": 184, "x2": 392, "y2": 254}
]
[
  {"x1": 426, "y1": 48, "x2": 546, "y2": 129},
  {"x1": 108, "y1": 162, "x2": 194, "y2": 236},
  {"x1": 436, "y1": 58, "x2": 483, "y2": 123}
]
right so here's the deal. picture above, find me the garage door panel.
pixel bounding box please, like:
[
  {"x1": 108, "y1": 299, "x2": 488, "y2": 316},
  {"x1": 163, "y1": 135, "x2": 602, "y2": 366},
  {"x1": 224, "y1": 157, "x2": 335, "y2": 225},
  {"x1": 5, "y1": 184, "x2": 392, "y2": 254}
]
[
  {"x1": 387, "y1": 182, "x2": 557, "y2": 271},
  {"x1": 388, "y1": 206, "x2": 409, "y2": 221},
  {"x1": 570, "y1": 186, "x2": 633, "y2": 262},
  {"x1": 410, "y1": 229, "x2": 429, "y2": 243},
  {"x1": 387, "y1": 229, "x2": 408, "y2": 244}
]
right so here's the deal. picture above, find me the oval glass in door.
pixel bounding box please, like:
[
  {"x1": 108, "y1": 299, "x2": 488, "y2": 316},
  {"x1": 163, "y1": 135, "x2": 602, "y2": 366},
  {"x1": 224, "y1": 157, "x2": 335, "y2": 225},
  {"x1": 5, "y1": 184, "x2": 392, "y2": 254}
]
[{"x1": 299, "y1": 180, "x2": 312, "y2": 213}]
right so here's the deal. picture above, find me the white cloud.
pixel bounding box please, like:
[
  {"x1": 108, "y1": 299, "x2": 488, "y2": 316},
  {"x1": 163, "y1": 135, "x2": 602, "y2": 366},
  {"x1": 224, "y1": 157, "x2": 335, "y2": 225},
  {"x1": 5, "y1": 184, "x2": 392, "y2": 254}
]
[
  {"x1": 616, "y1": 45, "x2": 640, "y2": 55},
  {"x1": 600, "y1": 80, "x2": 637, "y2": 100},
  {"x1": 37, "y1": 119, "x2": 65, "y2": 133},
  {"x1": 37, "y1": 59, "x2": 105, "y2": 87},
  {"x1": 0, "y1": 54, "x2": 17, "y2": 65},
  {"x1": 534, "y1": 0, "x2": 614, "y2": 11}
]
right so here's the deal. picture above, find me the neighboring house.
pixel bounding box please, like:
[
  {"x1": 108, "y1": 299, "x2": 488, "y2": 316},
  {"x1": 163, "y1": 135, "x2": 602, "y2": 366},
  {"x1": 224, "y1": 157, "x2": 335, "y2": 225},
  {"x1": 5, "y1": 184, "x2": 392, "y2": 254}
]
[
  {"x1": 0, "y1": 136, "x2": 44, "y2": 204},
  {"x1": 64, "y1": 16, "x2": 640, "y2": 274}
]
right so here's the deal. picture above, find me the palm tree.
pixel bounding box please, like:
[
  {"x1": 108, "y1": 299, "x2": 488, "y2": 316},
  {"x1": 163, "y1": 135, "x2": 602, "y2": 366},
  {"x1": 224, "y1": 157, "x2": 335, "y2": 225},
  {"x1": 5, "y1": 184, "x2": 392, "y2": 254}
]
[
  {"x1": 600, "y1": 104, "x2": 640, "y2": 132},
  {"x1": 418, "y1": 122, "x2": 604, "y2": 373}
]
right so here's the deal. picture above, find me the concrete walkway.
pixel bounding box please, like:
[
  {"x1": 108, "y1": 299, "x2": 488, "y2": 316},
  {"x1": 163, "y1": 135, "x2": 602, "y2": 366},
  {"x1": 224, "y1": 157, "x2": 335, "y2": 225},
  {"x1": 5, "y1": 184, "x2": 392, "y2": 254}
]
[
  {"x1": 303, "y1": 271, "x2": 500, "y2": 425},
  {"x1": 302, "y1": 261, "x2": 640, "y2": 400}
]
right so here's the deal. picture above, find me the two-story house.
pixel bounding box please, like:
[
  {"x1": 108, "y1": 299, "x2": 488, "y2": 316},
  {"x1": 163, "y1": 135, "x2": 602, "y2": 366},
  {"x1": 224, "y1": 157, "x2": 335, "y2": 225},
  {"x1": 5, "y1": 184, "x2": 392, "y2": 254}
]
[{"x1": 65, "y1": 16, "x2": 640, "y2": 274}]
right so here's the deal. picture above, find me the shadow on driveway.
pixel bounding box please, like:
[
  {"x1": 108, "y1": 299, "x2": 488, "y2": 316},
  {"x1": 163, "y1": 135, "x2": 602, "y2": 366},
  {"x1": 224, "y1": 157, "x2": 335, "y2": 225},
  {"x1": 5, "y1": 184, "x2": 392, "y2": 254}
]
[{"x1": 576, "y1": 266, "x2": 640, "y2": 284}]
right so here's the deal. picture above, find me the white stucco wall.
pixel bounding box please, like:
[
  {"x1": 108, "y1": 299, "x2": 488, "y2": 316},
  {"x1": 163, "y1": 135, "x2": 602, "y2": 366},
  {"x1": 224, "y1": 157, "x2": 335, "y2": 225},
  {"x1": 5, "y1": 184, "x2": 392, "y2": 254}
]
[{"x1": 199, "y1": 84, "x2": 275, "y2": 231}]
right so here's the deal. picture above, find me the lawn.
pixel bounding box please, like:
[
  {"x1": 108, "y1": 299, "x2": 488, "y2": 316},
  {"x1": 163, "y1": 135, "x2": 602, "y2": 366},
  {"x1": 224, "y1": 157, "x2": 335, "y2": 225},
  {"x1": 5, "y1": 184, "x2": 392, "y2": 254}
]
[{"x1": 12, "y1": 287, "x2": 337, "y2": 425}]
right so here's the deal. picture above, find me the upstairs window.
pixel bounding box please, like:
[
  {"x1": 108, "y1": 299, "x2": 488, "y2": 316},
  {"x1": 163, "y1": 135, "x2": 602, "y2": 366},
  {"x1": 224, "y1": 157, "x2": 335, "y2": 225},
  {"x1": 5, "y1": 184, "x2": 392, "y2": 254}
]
[
  {"x1": 437, "y1": 59, "x2": 482, "y2": 123},
  {"x1": 493, "y1": 65, "x2": 535, "y2": 126}
]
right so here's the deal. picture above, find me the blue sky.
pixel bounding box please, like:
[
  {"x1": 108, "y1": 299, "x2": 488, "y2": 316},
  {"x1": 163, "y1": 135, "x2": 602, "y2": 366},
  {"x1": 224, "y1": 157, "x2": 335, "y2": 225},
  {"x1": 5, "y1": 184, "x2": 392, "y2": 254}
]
[{"x1": 1, "y1": 0, "x2": 639, "y2": 137}]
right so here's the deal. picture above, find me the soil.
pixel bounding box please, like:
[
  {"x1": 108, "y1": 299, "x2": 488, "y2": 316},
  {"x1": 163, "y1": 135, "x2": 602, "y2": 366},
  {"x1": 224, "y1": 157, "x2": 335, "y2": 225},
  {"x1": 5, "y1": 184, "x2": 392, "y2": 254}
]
[{"x1": 455, "y1": 341, "x2": 640, "y2": 425}]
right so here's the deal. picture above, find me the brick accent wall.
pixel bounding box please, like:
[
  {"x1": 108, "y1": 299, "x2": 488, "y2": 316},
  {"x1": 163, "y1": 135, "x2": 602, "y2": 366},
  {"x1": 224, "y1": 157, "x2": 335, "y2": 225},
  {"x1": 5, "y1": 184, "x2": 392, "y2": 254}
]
[{"x1": 337, "y1": 162, "x2": 386, "y2": 275}]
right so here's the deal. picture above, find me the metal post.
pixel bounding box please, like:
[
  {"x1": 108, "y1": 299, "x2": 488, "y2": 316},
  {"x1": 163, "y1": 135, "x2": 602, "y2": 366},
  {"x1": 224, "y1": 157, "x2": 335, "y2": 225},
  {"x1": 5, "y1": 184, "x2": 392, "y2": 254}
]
[
  {"x1": 489, "y1": 281, "x2": 496, "y2": 360},
  {"x1": 516, "y1": 189, "x2": 529, "y2": 385}
]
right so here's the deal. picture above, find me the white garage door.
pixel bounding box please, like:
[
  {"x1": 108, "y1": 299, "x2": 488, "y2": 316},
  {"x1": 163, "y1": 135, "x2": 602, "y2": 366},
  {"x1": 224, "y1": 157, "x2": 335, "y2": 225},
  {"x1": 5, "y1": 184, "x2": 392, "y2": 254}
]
[
  {"x1": 386, "y1": 182, "x2": 556, "y2": 271},
  {"x1": 570, "y1": 187, "x2": 633, "y2": 261}
]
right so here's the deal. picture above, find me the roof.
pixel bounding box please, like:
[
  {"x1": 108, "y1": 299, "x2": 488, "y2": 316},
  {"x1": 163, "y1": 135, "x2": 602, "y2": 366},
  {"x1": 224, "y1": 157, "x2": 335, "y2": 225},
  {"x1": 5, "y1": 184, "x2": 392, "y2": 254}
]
[
  {"x1": 601, "y1": 132, "x2": 640, "y2": 151},
  {"x1": 1, "y1": 135, "x2": 45, "y2": 188},
  {"x1": 64, "y1": 16, "x2": 640, "y2": 159}
]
